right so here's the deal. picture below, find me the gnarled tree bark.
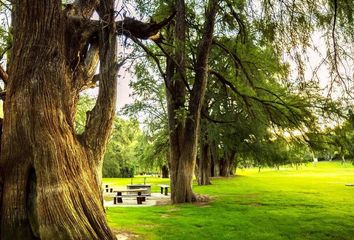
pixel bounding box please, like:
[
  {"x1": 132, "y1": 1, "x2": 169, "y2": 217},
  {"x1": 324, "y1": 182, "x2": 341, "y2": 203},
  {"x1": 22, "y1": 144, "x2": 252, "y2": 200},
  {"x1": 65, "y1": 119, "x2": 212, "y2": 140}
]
[{"x1": 0, "y1": 1, "x2": 174, "y2": 239}]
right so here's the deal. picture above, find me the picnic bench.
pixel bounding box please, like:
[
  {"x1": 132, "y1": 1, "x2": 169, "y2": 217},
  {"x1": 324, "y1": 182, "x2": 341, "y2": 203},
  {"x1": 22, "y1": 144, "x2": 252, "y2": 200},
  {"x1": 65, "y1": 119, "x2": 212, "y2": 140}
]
[
  {"x1": 113, "y1": 188, "x2": 149, "y2": 204},
  {"x1": 104, "y1": 185, "x2": 114, "y2": 193},
  {"x1": 158, "y1": 184, "x2": 170, "y2": 196}
]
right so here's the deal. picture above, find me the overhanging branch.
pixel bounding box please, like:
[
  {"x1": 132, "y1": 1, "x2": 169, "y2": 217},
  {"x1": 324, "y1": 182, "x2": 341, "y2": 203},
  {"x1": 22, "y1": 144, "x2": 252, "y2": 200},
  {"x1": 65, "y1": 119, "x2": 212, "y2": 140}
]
[
  {"x1": 209, "y1": 69, "x2": 310, "y2": 128},
  {"x1": 117, "y1": 11, "x2": 176, "y2": 40}
]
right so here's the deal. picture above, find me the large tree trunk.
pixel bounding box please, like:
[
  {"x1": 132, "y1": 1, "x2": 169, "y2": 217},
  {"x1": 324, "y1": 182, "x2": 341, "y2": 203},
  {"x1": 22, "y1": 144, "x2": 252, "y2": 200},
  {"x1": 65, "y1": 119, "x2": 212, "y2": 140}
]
[
  {"x1": 0, "y1": 1, "x2": 117, "y2": 239},
  {"x1": 166, "y1": 0, "x2": 218, "y2": 203},
  {"x1": 0, "y1": 1, "x2": 174, "y2": 239},
  {"x1": 166, "y1": 0, "x2": 194, "y2": 203}
]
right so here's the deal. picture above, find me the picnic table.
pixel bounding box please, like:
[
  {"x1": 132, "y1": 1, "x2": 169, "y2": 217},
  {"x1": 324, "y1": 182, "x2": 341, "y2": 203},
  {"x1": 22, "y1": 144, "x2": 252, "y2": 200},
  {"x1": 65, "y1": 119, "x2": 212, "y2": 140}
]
[
  {"x1": 113, "y1": 188, "x2": 149, "y2": 204},
  {"x1": 104, "y1": 184, "x2": 114, "y2": 193},
  {"x1": 158, "y1": 184, "x2": 170, "y2": 196},
  {"x1": 127, "y1": 184, "x2": 151, "y2": 195}
]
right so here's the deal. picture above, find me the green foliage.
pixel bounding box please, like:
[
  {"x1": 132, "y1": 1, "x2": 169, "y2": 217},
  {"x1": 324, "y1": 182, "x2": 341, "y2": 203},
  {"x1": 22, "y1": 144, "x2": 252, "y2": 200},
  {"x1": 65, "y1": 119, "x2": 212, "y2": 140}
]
[
  {"x1": 134, "y1": 130, "x2": 169, "y2": 173},
  {"x1": 75, "y1": 95, "x2": 95, "y2": 134},
  {"x1": 123, "y1": 59, "x2": 169, "y2": 173},
  {"x1": 307, "y1": 108, "x2": 354, "y2": 162},
  {"x1": 0, "y1": 2, "x2": 11, "y2": 65},
  {"x1": 203, "y1": 29, "x2": 319, "y2": 169},
  {"x1": 103, "y1": 118, "x2": 142, "y2": 178}
]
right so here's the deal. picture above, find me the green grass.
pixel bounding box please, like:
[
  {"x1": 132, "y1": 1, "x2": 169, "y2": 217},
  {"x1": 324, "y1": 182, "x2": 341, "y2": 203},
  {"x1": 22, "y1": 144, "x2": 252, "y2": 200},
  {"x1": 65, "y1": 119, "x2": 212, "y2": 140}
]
[{"x1": 104, "y1": 161, "x2": 354, "y2": 240}]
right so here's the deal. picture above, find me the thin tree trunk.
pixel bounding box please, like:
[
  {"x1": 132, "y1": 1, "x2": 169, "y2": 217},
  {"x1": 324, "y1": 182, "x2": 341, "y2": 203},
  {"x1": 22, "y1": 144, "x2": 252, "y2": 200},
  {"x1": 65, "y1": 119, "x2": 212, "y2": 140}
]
[
  {"x1": 198, "y1": 139, "x2": 212, "y2": 185},
  {"x1": 198, "y1": 114, "x2": 211, "y2": 185},
  {"x1": 210, "y1": 157, "x2": 215, "y2": 177},
  {"x1": 161, "y1": 164, "x2": 169, "y2": 178},
  {"x1": 210, "y1": 140, "x2": 218, "y2": 177},
  {"x1": 219, "y1": 157, "x2": 230, "y2": 177}
]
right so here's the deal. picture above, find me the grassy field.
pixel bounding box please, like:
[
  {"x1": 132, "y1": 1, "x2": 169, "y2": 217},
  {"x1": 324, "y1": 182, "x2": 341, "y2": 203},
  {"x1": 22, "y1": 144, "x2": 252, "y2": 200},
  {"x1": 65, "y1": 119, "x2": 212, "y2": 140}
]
[{"x1": 104, "y1": 161, "x2": 354, "y2": 240}]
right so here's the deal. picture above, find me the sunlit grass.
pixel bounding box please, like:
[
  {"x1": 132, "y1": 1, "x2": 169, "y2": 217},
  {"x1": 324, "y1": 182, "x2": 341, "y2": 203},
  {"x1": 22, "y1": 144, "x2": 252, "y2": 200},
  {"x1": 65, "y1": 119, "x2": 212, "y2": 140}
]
[{"x1": 105, "y1": 161, "x2": 354, "y2": 240}]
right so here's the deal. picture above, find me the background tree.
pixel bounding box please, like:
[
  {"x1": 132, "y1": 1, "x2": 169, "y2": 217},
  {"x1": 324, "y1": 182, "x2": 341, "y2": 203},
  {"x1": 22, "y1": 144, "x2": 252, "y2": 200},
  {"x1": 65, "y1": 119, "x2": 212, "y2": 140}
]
[
  {"x1": 102, "y1": 117, "x2": 141, "y2": 178},
  {"x1": 132, "y1": 0, "x2": 219, "y2": 202},
  {"x1": 124, "y1": 59, "x2": 170, "y2": 177}
]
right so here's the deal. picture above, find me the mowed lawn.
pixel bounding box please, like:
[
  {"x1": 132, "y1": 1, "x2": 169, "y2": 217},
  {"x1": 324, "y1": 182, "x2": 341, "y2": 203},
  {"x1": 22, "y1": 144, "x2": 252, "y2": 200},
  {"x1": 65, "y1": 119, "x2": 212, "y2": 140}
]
[{"x1": 104, "y1": 162, "x2": 354, "y2": 240}]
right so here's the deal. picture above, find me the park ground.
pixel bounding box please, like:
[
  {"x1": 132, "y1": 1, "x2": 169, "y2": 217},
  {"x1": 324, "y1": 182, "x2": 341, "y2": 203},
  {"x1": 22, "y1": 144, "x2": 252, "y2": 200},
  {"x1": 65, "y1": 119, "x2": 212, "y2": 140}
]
[{"x1": 104, "y1": 161, "x2": 354, "y2": 240}]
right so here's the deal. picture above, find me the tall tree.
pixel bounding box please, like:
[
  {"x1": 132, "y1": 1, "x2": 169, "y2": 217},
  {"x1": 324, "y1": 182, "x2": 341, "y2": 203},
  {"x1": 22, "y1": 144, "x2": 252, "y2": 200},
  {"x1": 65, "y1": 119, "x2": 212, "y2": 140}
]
[
  {"x1": 165, "y1": 0, "x2": 219, "y2": 203},
  {"x1": 0, "y1": 1, "x2": 173, "y2": 239}
]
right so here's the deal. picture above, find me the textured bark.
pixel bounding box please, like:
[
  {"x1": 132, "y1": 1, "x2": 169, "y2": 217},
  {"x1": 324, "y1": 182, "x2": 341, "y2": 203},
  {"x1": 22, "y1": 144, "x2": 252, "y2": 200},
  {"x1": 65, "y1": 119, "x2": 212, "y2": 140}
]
[
  {"x1": 0, "y1": 2, "x2": 114, "y2": 239},
  {"x1": 167, "y1": 0, "x2": 218, "y2": 203}
]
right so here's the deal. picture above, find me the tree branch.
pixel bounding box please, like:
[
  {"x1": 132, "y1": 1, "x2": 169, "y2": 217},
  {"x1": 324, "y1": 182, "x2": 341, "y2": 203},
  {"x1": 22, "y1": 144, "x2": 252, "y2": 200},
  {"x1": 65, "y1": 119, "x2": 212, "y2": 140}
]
[
  {"x1": 188, "y1": 0, "x2": 219, "y2": 119},
  {"x1": 69, "y1": 12, "x2": 176, "y2": 92},
  {"x1": 212, "y1": 40, "x2": 254, "y2": 88},
  {"x1": 0, "y1": 65, "x2": 8, "y2": 84},
  {"x1": 225, "y1": 0, "x2": 247, "y2": 43},
  {"x1": 117, "y1": 11, "x2": 176, "y2": 41},
  {"x1": 155, "y1": 42, "x2": 191, "y2": 92},
  {"x1": 80, "y1": 1, "x2": 118, "y2": 163},
  {"x1": 129, "y1": 36, "x2": 176, "y2": 95},
  {"x1": 209, "y1": 69, "x2": 310, "y2": 129}
]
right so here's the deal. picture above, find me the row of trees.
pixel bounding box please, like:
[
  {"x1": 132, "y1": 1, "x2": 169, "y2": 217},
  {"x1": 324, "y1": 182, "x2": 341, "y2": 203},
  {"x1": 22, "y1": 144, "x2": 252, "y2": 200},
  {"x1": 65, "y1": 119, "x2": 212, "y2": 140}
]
[{"x1": 124, "y1": 0, "x2": 352, "y2": 201}]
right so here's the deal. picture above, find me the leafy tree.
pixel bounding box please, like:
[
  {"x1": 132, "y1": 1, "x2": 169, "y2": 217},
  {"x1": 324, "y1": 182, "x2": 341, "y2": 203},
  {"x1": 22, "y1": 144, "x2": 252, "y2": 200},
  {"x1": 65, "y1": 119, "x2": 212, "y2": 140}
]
[
  {"x1": 103, "y1": 118, "x2": 142, "y2": 178},
  {"x1": 75, "y1": 94, "x2": 95, "y2": 134},
  {"x1": 308, "y1": 109, "x2": 354, "y2": 162}
]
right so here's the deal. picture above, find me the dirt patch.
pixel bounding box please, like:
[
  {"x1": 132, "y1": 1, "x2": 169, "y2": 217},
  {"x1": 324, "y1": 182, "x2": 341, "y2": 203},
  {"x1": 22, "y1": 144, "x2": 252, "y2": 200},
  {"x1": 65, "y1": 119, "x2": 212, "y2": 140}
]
[
  {"x1": 155, "y1": 198, "x2": 171, "y2": 206},
  {"x1": 113, "y1": 230, "x2": 139, "y2": 240},
  {"x1": 192, "y1": 194, "x2": 213, "y2": 207},
  {"x1": 195, "y1": 194, "x2": 212, "y2": 202}
]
